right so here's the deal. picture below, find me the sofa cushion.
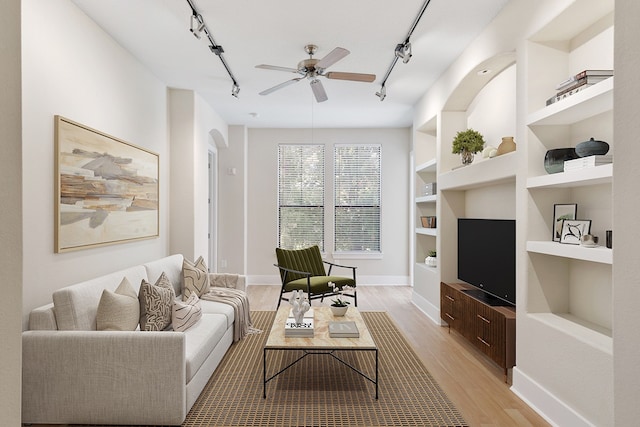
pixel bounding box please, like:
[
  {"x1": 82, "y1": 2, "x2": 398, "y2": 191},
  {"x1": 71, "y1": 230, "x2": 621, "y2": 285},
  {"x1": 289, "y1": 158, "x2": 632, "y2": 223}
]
[
  {"x1": 173, "y1": 293, "x2": 203, "y2": 332},
  {"x1": 183, "y1": 313, "x2": 228, "y2": 382},
  {"x1": 139, "y1": 272, "x2": 175, "y2": 331},
  {"x1": 53, "y1": 265, "x2": 148, "y2": 331},
  {"x1": 96, "y1": 277, "x2": 140, "y2": 331},
  {"x1": 143, "y1": 254, "x2": 184, "y2": 298},
  {"x1": 182, "y1": 256, "x2": 210, "y2": 300},
  {"x1": 199, "y1": 299, "x2": 235, "y2": 329}
]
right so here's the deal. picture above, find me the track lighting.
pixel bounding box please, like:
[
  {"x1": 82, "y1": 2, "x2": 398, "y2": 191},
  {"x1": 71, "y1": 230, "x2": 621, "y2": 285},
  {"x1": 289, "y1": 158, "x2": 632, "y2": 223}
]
[
  {"x1": 376, "y1": 0, "x2": 431, "y2": 101},
  {"x1": 186, "y1": 0, "x2": 240, "y2": 98}
]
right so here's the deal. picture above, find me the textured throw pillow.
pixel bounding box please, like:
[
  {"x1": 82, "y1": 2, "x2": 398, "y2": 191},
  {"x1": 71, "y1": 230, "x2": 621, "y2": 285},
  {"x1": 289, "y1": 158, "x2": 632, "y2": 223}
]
[
  {"x1": 139, "y1": 272, "x2": 175, "y2": 331},
  {"x1": 173, "y1": 293, "x2": 203, "y2": 332},
  {"x1": 182, "y1": 256, "x2": 210, "y2": 301},
  {"x1": 96, "y1": 277, "x2": 140, "y2": 331}
]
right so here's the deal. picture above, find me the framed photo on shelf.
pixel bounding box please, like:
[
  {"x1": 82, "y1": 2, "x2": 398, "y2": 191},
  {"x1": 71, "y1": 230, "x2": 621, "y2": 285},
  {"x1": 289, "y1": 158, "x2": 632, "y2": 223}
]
[
  {"x1": 553, "y1": 203, "x2": 577, "y2": 242},
  {"x1": 559, "y1": 219, "x2": 591, "y2": 245},
  {"x1": 420, "y1": 216, "x2": 436, "y2": 228}
]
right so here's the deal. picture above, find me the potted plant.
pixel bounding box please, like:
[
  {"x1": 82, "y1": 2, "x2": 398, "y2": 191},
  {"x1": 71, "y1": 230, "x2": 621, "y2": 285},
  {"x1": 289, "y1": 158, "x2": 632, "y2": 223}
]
[
  {"x1": 328, "y1": 282, "x2": 354, "y2": 316},
  {"x1": 452, "y1": 128, "x2": 486, "y2": 165},
  {"x1": 425, "y1": 250, "x2": 437, "y2": 267}
]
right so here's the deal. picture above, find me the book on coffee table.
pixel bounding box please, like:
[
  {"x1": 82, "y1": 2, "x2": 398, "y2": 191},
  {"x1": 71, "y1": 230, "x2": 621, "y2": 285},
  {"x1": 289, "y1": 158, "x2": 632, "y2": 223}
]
[
  {"x1": 284, "y1": 317, "x2": 314, "y2": 337},
  {"x1": 329, "y1": 321, "x2": 359, "y2": 338}
]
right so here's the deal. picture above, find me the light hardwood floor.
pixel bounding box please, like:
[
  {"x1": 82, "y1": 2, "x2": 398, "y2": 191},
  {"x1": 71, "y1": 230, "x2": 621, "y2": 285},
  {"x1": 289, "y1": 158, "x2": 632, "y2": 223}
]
[{"x1": 248, "y1": 284, "x2": 551, "y2": 427}]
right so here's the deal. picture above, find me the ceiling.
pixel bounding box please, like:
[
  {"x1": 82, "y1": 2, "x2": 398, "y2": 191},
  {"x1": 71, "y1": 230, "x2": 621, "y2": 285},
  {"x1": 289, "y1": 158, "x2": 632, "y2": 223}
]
[{"x1": 72, "y1": 0, "x2": 510, "y2": 128}]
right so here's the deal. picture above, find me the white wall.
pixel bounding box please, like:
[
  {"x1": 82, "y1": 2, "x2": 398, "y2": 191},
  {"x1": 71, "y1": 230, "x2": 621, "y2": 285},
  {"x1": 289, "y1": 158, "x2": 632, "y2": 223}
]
[
  {"x1": 613, "y1": 0, "x2": 640, "y2": 424},
  {"x1": 21, "y1": 0, "x2": 170, "y2": 324},
  {"x1": 247, "y1": 128, "x2": 411, "y2": 285},
  {"x1": 1, "y1": 0, "x2": 22, "y2": 424}
]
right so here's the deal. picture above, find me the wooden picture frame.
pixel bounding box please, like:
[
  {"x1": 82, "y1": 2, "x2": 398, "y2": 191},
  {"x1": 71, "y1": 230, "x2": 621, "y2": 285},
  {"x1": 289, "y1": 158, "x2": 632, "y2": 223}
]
[
  {"x1": 55, "y1": 116, "x2": 159, "y2": 252},
  {"x1": 552, "y1": 203, "x2": 577, "y2": 242}
]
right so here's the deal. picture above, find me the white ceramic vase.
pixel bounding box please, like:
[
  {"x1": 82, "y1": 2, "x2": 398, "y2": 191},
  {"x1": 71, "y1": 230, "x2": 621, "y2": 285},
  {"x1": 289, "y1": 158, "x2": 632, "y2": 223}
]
[{"x1": 330, "y1": 306, "x2": 348, "y2": 317}]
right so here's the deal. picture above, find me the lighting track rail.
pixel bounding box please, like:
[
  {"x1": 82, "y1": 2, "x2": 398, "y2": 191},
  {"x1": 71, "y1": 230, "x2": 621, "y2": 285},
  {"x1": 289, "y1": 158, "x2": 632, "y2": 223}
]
[
  {"x1": 376, "y1": 0, "x2": 432, "y2": 101},
  {"x1": 186, "y1": 0, "x2": 240, "y2": 97}
]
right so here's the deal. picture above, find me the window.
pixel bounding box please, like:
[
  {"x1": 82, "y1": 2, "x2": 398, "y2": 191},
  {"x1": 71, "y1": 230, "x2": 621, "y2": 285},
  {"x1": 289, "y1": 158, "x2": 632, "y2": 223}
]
[
  {"x1": 278, "y1": 144, "x2": 324, "y2": 250},
  {"x1": 334, "y1": 144, "x2": 381, "y2": 252}
]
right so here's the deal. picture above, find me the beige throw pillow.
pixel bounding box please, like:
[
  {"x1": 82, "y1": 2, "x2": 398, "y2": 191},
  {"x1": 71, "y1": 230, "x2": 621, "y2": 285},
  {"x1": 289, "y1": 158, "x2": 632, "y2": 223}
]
[
  {"x1": 182, "y1": 256, "x2": 210, "y2": 301},
  {"x1": 173, "y1": 293, "x2": 203, "y2": 332},
  {"x1": 96, "y1": 277, "x2": 140, "y2": 331},
  {"x1": 139, "y1": 272, "x2": 175, "y2": 331}
]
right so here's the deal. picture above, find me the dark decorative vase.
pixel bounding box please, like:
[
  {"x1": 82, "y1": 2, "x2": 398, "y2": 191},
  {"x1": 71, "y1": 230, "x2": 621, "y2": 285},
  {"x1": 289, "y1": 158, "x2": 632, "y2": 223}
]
[
  {"x1": 575, "y1": 137, "x2": 609, "y2": 157},
  {"x1": 544, "y1": 148, "x2": 579, "y2": 174}
]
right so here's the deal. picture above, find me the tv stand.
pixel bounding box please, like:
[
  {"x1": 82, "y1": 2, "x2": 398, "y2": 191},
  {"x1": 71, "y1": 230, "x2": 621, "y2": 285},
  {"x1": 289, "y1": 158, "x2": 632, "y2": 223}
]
[
  {"x1": 440, "y1": 282, "x2": 516, "y2": 382},
  {"x1": 462, "y1": 289, "x2": 514, "y2": 307}
]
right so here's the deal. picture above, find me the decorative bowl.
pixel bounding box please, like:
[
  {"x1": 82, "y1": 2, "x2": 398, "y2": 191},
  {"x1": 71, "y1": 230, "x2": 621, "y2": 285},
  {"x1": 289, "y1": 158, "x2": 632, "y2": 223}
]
[
  {"x1": 575, "y1": 137, "x2": 609, "y2": 157},
  {"x1": 544, "y1": 148, "x2": 579, "y2": 174}
]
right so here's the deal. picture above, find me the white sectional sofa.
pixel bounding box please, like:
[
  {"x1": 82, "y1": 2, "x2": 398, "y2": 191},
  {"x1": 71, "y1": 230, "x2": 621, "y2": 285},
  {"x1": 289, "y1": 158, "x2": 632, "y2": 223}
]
[{"x1": 22, "y1": 254, "x2": 245, "y2": 426}]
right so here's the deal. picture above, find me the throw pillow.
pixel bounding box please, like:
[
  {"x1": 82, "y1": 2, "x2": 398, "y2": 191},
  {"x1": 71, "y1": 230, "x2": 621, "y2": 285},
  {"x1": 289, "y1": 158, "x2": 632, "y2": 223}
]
[
  {"x1": 172, "y1": 293, "x2": 203, "y2": 332},
  {"x1": 139, "y1": 272, "x2": 175, "y2": 331},
  {"x1": 96, "y1": 277, "x2": 140, "y2": 331},
  {"x1": 182, "y1": 256, "x2": 210, "y2": 301}
]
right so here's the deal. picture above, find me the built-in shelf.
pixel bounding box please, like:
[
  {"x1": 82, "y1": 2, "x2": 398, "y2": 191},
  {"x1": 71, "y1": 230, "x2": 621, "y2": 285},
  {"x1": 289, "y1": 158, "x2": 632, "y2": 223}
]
[
  {"x1": 439, "y1": 151, "x2": 517, "y2": 191},
  {"x1": 416, "y1": 158, "x2": 437, "y2": 173},
  {"x1": 416, "y1": 227, "x2": 437, "y2": 236},
  {"x1": 526, "y1": 240, "x2": 612, "y2": 264},
  {"x1": 416, "y1": 195, "x2": 437, "y2": 203},
  {"x1": 415, "y1": 262, "x2": 438, "y2": 273},
  {"x1": 527, "y1": 77, "x2": 613, "y2": 126},
  {"x1": 527, "y1": 163, "x2": 612, "y2": 189},
  {"x1": 528, "y1": 312, "x2": 612, "y2": 355}
]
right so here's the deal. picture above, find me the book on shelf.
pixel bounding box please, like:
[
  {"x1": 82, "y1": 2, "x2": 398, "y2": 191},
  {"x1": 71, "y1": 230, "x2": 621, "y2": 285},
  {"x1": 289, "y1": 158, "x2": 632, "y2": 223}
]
[
  {"x1": 556, "y1": 75, "x2": 612, "y2": 96},
  {"x1": 284, "y1": 317, "x2": 314, "y2": 337},
  {"x1": 545, "y1": 84, "x2": 594, "y2": 106},
  {"x1": 564, "y1": 155, "x2": 613, "y2": 172},
  {"x1": 328, "y1": 321, "x2": 359, "y2": 338},
  {"x1": 555, "y1": 69, "x2": 613, "y2": 90}
]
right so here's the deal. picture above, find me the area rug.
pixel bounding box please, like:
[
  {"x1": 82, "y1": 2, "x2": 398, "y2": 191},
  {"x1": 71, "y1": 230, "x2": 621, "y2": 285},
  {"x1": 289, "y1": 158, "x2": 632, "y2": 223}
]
[{"x1": 182, "y1": 311, "x2": 468, "y2": 427}]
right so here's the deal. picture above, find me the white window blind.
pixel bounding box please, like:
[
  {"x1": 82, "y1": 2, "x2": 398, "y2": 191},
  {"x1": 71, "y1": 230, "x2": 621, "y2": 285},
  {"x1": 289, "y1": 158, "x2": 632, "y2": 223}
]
[
  {"x1": 334, "y1": 144, "x2": 381, "y2": 252},
  {"x1": 278, "y1": 144, "x2": 324, "y2": 250}
]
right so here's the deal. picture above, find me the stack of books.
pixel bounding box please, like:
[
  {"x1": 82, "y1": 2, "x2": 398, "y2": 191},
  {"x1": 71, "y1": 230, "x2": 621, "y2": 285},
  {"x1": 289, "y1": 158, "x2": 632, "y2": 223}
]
[
  {"x1": 328, "y1": 321, "x2": 360, "y2": 338},
  {"x1": 546, "y1": 70, "x2": 613, "y2": 106},
  {"x1": 284, "y1": 308, "x2": 314, "y2": 337},
  {"x1": 564, "y1": 155, "x2": 613, "y2": 172}
]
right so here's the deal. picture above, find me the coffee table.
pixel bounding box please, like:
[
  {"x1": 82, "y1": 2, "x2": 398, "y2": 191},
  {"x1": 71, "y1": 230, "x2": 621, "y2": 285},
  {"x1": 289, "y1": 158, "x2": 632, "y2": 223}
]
[{"x1": 263, "y1": 306, "x2": 379, "y2": 399}]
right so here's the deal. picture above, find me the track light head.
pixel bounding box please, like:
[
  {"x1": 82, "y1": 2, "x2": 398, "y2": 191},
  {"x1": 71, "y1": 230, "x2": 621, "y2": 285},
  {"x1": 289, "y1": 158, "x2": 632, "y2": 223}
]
[
  {"x1": 190, "y1": 14, "x2": 205, "y2": 39},
  {"x1": 231, "y1": 84, "x2": 240, "y2": 98},
  {"x1": 394, "y1": 42, "x2": 412, "y2": 64},
  {"x1": 375, "y1": 86, "x2": 386, "y2": 101}
]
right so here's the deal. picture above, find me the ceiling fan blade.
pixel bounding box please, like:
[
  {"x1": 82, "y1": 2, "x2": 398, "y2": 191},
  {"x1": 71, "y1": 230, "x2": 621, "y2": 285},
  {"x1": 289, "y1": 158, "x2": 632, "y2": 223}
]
[
  {"x1": 310, "y1": 79, "x2": 328, "y2": 103},
  {"x1": 255, "y1": 64, "x2": 299, "y2": 73},
  {"x1": 315, "y1": 47, "x2": 350, "y2": 70},
  {"x1": 326, "y1": 71, "x2": 376, "y2": 83},
  {"x1": 259, "y1": 78, "x2": 303, "y2": 96}
]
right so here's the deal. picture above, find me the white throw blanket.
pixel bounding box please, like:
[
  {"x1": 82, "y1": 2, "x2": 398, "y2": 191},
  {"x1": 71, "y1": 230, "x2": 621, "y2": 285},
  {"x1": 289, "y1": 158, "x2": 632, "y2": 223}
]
[{"x1": 201, "y1": 279, "x2": 260, "y2": 341}]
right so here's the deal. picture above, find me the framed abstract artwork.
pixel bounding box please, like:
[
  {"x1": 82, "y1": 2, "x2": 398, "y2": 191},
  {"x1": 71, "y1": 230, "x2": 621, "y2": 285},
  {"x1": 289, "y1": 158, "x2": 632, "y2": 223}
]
[
  {"x1": 559, "y1": 219, "x2": 591, "y2": 245},
  {"x1": 54, "y1": 116, "x2": 159, "y2": 252},
  {"x1": 552, "y1": 203, "x2": 577, "y2": 242}
]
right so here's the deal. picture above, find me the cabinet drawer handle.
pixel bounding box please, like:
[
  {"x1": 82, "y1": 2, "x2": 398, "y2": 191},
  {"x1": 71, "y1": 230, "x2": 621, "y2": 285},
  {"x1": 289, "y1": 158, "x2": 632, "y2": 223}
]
[
  {"x1": 445, "y1": 295, "x2": 455, "y2": 302},
  {"x1": 477, "y1": 336, "x2": 491, "y2": 347},
  {"x1": 477, "y1": 314, "x2": 491, "y2": 324},
  {"x1": 445, "y1": 313, "x2": 455, "y2": 321}
]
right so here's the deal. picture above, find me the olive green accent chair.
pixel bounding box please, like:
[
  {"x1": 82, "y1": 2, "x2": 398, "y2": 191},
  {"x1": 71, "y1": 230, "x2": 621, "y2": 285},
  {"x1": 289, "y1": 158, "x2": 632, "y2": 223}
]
[{"x1": 275, "y1": 245, "x2": 357, "y2": 308}]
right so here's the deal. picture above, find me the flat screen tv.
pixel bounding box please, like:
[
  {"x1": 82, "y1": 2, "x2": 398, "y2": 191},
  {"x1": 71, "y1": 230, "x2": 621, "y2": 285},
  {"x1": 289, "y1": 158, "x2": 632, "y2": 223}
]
[{"x1": 457, "y1": 218, "x2": 515, "y2": 306}]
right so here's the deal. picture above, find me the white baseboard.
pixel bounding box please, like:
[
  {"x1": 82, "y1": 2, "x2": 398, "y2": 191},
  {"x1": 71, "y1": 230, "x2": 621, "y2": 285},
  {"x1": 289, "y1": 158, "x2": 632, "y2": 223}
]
[
  {"x1": 511, "y1": 368, "x2": 596, "y2": 427},
  {"x1": 247, "y1": 275, "x2": 410, "y2": 286},
  {"x1": 411, "y1": 291, "x2": 445, "y2": 325}
]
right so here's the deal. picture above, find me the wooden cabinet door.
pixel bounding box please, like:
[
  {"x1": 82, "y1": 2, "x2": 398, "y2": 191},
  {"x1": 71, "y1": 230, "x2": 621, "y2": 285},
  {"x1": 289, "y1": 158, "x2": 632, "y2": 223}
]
[{"x1": 474, "y1": 304, "x2": 507, "y2": 367}]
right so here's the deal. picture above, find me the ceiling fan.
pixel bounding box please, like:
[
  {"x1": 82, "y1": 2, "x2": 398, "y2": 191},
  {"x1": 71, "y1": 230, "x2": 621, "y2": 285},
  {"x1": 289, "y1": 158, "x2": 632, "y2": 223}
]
[{"x1": 256, "y1": 44, "x2": 376, "y2": 102}]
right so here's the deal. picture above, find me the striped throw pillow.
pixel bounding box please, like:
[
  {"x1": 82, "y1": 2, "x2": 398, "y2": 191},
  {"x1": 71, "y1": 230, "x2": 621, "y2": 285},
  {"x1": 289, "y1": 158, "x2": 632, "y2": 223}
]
[{"x1": 173, "y1": 293, "x2": 202, "y2": 332}]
